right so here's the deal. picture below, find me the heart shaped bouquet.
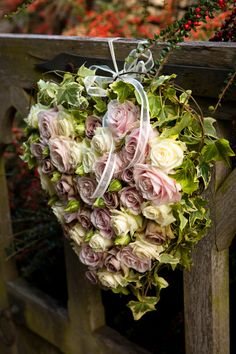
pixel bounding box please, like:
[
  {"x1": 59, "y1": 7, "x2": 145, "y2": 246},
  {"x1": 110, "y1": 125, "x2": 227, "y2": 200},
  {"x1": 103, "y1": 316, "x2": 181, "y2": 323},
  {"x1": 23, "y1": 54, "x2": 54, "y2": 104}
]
[{"x1": 22, "y1": 44, "x2": 234, "y2": 320}]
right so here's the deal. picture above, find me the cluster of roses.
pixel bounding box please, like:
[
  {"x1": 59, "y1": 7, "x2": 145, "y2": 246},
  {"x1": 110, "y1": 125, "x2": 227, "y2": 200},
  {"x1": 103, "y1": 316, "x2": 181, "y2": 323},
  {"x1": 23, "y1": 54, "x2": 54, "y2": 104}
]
[{"x1": 26, "y1": 98, "x2": 186, "y2": 290}]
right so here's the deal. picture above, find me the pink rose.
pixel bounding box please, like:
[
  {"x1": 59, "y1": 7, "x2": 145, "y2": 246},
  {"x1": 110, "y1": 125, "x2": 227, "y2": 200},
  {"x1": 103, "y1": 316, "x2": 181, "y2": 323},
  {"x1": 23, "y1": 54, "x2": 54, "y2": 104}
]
[
  {"x1": 123, "y1": 128, "x2": 149, "y2": 164},
  {"x1": 119, "y1": 186, "x2": 143, "y2": 215},
  {"x1": 120, "y1": 167, "x2": 134, "y2": 185},
  {"x1": 117, "y1": 246, "x2": 151, "y2": 273},
  {"x1": 91, "y1": 208, "x2": 114, "y2": 239},
  {"x1": 145, "y1": 221, "x2": 172, "y2": 245},
  {"x1": 85, "y1": 268, "x2": 98, "y2": 284},
  {"x1": 55, "y1": 175, "x2": 76, "y2": 201},
  {"x1": 104, "y1": 249, "x2": 121, "y2": 272},
  {"x1": 133, "y1": 164, "x2": 181, "y2": 205},
  {"x1": 107, "y1": 100, "x2": 139, "y2": 140},
  {"x1": 94, "y1": 153, "x2": 123, "y2": 181},
  {"x1": 38, "y1": 108, "x2": 59, "y2": 141},
  {"x1": 85, "y1": 115, "x2": 102, "y2": 139},
  {"x1": 77, "y1": 208, "x2": 92, "y2": 229},
  {"x1": 64, "y1": 212, "x2": 78, "y2": 224},
  {"x1": 49, "y1": 137, "x2": 82, "y2": 174},
  {"x1": 42, "y1": 159, "x2": 55, "y2": 174},
  {"x1": 103, "y1": 192, "x2": 119, "y2": 209},
  {"x1": 30, "y1": 141, "x2": 47, "y2": 160},
  {"x1": 76, "y1": 177, "x2": 97, "y2": 205},
  {"x1": 79, "y1": 244, "x2": 104, "y2": 268}
]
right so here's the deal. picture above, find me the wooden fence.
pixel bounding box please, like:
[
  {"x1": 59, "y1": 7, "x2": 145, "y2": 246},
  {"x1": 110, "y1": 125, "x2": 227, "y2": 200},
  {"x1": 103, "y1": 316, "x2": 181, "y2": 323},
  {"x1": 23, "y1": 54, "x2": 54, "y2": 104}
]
[{"x1": 0, "y1": 35, "x2": 236, "y2": 354}]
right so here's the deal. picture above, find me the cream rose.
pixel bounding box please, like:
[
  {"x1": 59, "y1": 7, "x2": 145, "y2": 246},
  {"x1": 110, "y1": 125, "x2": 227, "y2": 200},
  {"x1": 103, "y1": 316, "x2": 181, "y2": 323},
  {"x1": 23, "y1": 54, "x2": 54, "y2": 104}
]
[
  {"x1": 58, "y1": 110, "x2": 75, "y2": 137},
  {"x1": 111, "y1": 210, "x2": 143, "y2": 237},
  {"x1": 91, "y1": 127, "x2": 114, "y2": 155},
  {"x1": 38, "y1": 166, "x2": 55, "y2": 196},
  {"x1": 82, "y1": 147, "x2": 97, "y2": 173},
  {"x1": 130, "y1": 238, "x2": 163, "y2": 260},
  {"x1": 89, "y1": 233, "x2": 113, "y2": 252},
  {"x1": 51, "y1": 203, "x2": 65, "y2": 224},
  {"x1": 68, "y1": 223, "x2": 86, "y2": 247},
  {"x1": 141, "y1": 203, "x2": 175, "y2": 226},
  {"x1": 25, "y1": 103, "x2": 47, "y2": 129},
  {"x1": 97, "y1": 271, "x2": 127, "y2": 288},
  {"x1": 150, "y1": 138, "x2": 186, "y2": 173}
]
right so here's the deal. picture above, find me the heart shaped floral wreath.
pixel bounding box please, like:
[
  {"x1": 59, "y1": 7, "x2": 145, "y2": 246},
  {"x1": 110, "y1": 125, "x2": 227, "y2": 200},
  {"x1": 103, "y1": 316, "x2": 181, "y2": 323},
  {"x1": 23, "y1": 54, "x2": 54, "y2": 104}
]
[{"x1": 22, "y1": 40, "x2": 234, "y2": 320}]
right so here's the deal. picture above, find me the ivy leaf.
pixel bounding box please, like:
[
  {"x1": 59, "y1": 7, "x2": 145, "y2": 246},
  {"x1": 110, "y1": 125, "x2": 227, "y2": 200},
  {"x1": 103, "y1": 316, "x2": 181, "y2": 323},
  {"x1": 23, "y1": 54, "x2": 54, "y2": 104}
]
[
  {"x1": 77, "y1": 64, "x2": 96, "y2": 78},
  {"x1": 201, "y1": 138, "x2": 235, "y2": 166},
  {"x1": 179, "y1": 90, "x2": 192, "y2": 104},
  {"x1": 112, "y1": 286, "x2": 129, "y2": 295},
  {"x1": 147, "y1": 93, "x2": 162, "y2": 118},
  {"x1": 172, "y1": 158, "x2": 199, "y2": 194},
  {"x1": 127, "y1": 297, "x2": 159, "y2": 320},
  {"x1": 150, "y1": 74, "x2": 177, "y2": 92},
  {"x1": 203, "y1": 117, "x2": 217, "y2": 138},
  {"x1": 110, "y1": 81, "x2": 134, "y2": 102},
  {"x1": 197, "y1": 161, "x2": 212, "y2": 188},
  {"x1": 56, "y1": 82, "x2": 84, "y2": 107},
  {"x1": 153, "y1": 275, "x2": 169, "y2": 289},
  {"x1": 92, "y1": 97, "x2": 107, "y2": 113},
  {"x1": 37, "y1": 80, "x2": 59, "y2": 105},
  {"x1": 160, "y1": 253, "x2": 180, "y2": 265},
  {"x1": 161, "y1": 112, "x2": 192, "y2": 138}
]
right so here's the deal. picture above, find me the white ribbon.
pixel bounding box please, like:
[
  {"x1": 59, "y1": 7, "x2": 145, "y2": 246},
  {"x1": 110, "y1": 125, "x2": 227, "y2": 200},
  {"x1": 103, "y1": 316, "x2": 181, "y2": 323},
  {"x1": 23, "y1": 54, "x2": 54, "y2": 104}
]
[{"x1": 86, "y1": 39, "x2": 154, "y2": 199}]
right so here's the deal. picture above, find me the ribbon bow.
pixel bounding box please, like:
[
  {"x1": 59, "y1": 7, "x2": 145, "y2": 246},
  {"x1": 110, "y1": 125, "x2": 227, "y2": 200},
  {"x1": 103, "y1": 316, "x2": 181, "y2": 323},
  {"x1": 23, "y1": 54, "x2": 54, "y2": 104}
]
[{"x1": 84, "y1": 39, "x2": 154, "y2": 199}]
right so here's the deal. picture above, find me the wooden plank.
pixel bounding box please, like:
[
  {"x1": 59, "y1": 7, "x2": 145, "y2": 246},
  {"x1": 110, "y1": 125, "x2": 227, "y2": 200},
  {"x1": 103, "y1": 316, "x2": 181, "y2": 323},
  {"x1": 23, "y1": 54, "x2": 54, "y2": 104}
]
[
  {"x1": 6, "y1": 279, "x2": 69, "y2": 353},
  {"x1": 216, "y1": 168, "x2": 236, "y2": 251},
  {"x1": 184, "y1": 161, "x2": 230, "y2": 354},
  {"x1": 0, "y1": 36, "x2": 235, "y2": 103}
]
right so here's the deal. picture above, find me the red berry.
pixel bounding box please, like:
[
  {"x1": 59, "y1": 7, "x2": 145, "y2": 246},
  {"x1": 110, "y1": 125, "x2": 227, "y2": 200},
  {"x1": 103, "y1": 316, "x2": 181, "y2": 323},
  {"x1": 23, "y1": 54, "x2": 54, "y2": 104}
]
[
  {"x1": 187, "y1": 20, "x2": 192, "y2": 25},
  {"x1": 184, "y1": 24, "x2": 190, "y2": 30},
  {"x1": 196, "y1": 14, "x2": 201, "y2": 19},
  {"x1": 194, "y1": 21, "x2": 200, "y2": 26},
  {"x1": 195, "y1": 7, "x2": 201, "y2": 13}
]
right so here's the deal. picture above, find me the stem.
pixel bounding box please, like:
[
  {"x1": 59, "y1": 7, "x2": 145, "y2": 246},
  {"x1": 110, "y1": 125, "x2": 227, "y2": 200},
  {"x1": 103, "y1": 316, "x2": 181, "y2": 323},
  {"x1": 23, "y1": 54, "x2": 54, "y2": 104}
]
[{"x1": 213, "y1": 70, "x2": 236, "y2": 114}]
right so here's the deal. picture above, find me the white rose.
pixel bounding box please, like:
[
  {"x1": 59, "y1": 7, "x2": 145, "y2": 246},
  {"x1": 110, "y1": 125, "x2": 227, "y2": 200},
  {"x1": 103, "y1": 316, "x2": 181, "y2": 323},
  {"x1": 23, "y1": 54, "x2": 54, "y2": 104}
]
[
  {"x1": 51, "y1": 204, "x2": 65, "y2": 224},
  {"x1": 89, "y1": 233, "x2": 113, "y2": 252},
  {"x1": 68, "y1": 223, "x2": 86, "y2": 247},
  {"x1": 91, "y1": 127, "x2": 114, "y2": 155},
  {"x1": 58, "y1": 110, "x2": 75, "y2": 137},
  {"x1": 25, "y1": 103, "x2": 47, "y2": 128},
  {"x1": 150, "y1": 138, "x2": 186, "y2": 173},
  {"x1": 82, "y1": 147, "x2": 98, "y2": 173},
  {"x1": 97, "y1": 271, "x2": 127, "y2": 288},
  {"x1": 70, "y1": 141, "x2": 83, "y2": 167},
  {"x1": 130, "y1": 238, "x2": 163, "y2": 260},
  {"x1": 38, "y1": 166, "x2": 55, "y2": 195},
  {"x1": 111, "y1": 210, "x2": 143, "y2": 236},
  {"x1": 141, "y1": 203, "x2": 175, "y2": 227}
]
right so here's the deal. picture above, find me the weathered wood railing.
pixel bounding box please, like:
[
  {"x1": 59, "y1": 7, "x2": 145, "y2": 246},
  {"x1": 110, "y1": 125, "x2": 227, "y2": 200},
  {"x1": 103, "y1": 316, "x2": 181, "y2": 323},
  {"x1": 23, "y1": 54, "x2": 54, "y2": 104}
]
[{"x1": 0, "y1": 35, "x2": 236, "y2": 354}]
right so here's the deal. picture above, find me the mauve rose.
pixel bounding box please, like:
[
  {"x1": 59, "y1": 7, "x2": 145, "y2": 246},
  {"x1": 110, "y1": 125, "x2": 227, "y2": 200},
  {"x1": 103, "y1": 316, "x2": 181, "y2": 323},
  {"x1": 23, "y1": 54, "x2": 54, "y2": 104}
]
[
  {"x1": 77, "y1": 177, "x2": 97, "y2": 205},
  {"x1": 120, "y1": 167, "x2": 134, "y2": 184},
  {"x1": 117, "y1": 246, "x2": 151, "y2": 273},
  {"x1": 85, "y1": 115, "x2": 102, "y2": 139},
  {"x1": 107, "y1": 100, "x2": 139, "y2": 140},
  {"x1": 64, "y1": 211, "x2": 78, "y2": 224},
  {"x1": 49, "y1": 137, "x2": 83, "y2": 174},
  {"x1": 30, "y1": 141, "x2": 47, "y2": 160},
  {"x1": 133, "y1": 164, "x2": 181, "y2": 205},
  {"x1": 145, "y1": 221, "x2": 173, "y2": 245},
  {"x1": 94, "y1": 152, "x2": 124, "y2": 181},
  {"x1": 123, "y1": 128, "x2": 149, "y2": 164},
  {"x1": 38, "y1": 108, "x2": 59, "y2": 140},
  {"x1": 120, "y1": 186, "x2": 143, "y2": 215},
  {"x1": 42, "y1": 159, "x2": 54, "y2": 174},
  {"x1": 77, "y1": 208, "x2": 92, "y2": 229},
  {"x1": 79, "y1": 244, "x2": 104, "y2": 268},
  {"x1": 85, "y1": 268, "x2": 98, "y2": 284},
  {"x1": 55, "y1": 175, "x2": 76, "y2": 201},
  {"x1": 91, "y1": 208, "x2": 114, "y2": 239},
  {"x1": 104, "y1": 249, "x2": 121, "y2": 272},
  {"x1": 103, "y1": 192, "x2": 119, "y2": 209}
]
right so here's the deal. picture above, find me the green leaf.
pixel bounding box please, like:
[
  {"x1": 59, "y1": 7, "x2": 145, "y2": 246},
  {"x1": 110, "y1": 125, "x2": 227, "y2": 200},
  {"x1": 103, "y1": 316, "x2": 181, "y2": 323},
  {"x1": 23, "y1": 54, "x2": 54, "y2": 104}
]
[
  {"x1": 201, "y1": 138, "x2": 235, "y2": 166},
  {"x1": 92, "y1": 97, "x2": 107, "y2": 113},
  {"x1": 37, "y1": 80, "x2": 59, "y2": 105},
  {"x1": 179, "y1": 90, "x2": 192, "y2": 104},
  {"x1": 161, "y1": 112, "x2": 192, "y2": 138},
  {"x1": 172, "y1": 158, "x2": 199, "y2": 194},
  {"x1": 147, "y1": 93, "x2": 162, "y2": 118},
  {"x1": 178, "y1": 211, "x2": 188, "y2": 231},
  {"x1": 110, "y1": 81, "x2": 134, "y2": 102},
  {"x1": 197, "y1": 161, "x2": 212, "y2": 188},
  {"x1": 150, "y1": 74, "x2": 177, "y2": 92},
  {"x1": 159, "y1": 253, "x2": 180, "y2": 265},
  {"x1": 112, "y1": 286, "x2": 129, "y2": 295},
  {"x1": 77, "y1": 64, "x2": 96, "y2": 78},
  {"x1": 203, "y1": 117, "x2": 217, "y2": 138},
  {"x1": 56, "y1": 82, "x2": 85, "y2": 107},
  {"x1": 154, "y1": 275, "x2": 169, "y2": 289},
  {"x1": 127, "y1": 296, "x2": 159, "y2": 320}
]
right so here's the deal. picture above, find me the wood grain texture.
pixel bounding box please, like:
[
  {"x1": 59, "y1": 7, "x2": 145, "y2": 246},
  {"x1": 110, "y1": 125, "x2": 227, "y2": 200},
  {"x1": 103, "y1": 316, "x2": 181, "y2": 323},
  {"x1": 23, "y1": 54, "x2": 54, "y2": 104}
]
[{"x1": 216, "y1": 168, "x2": 236, "y2": 250}]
